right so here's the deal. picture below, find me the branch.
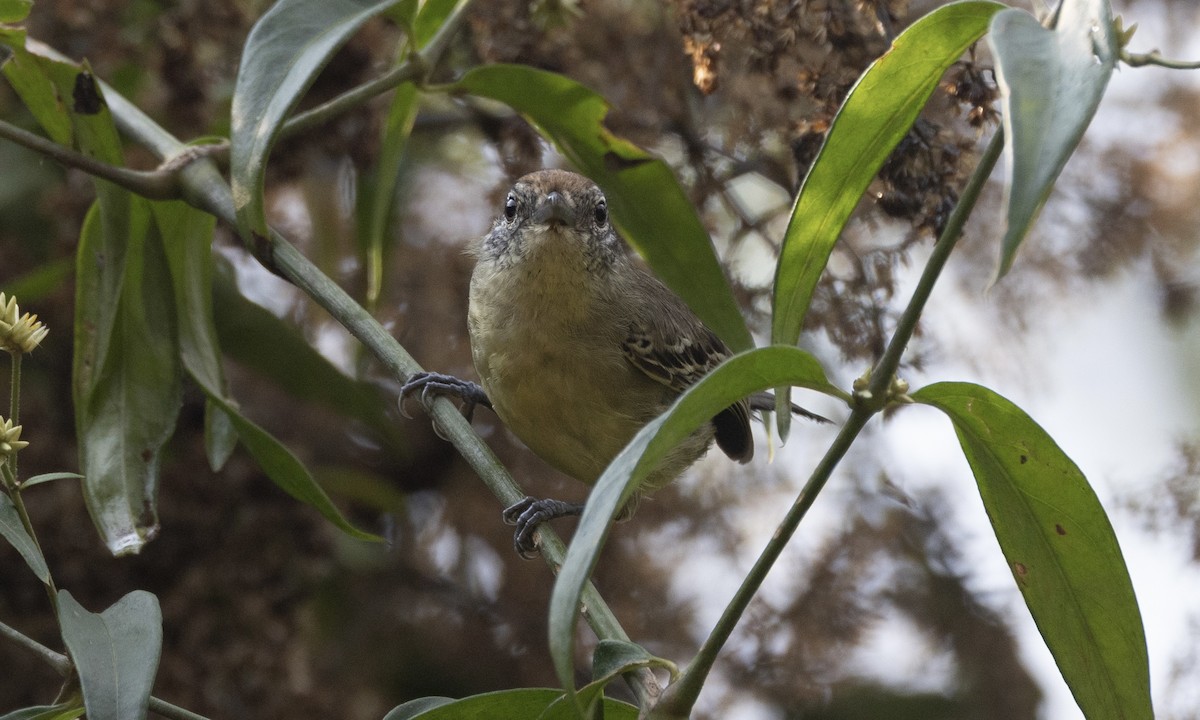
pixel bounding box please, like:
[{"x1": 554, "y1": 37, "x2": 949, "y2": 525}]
[
  {"x1": 148, "y1": 696, "x2": 214, "y2": 720},
  {"x1": 0, "y1": 617, "x2": 70, "y2": 676},
  {"x1": 1121, "y1": 49, "x2": 1200, "y2": 69},
  {"x1": 0, "y1": 118, "x2": 187, "y2": 200}
]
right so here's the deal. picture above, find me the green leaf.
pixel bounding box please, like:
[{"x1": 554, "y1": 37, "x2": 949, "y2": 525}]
[
  {"x1": 0, "y1": 0, "x2": 33, "y2": 24},
  {"x1": 988, "y1": 1, "x2": 1118, "y2": 277},
  {"x1": 360, "y1": 81, "x2": 419, "y2": 308},
  {"x1": 380, "y1": 698, "x2": 453, "y2": 719},
  {"x1": 74, "y1": 199, "x2": 181, "y2": 556},
  {"x1": 210, "y1": 259, "x2": 410, "y2": 458},
  {"x1": 380, "y1": 689, "x2": 637, "y2": 719},
  {"x1": 0, "y1": 492, "x2": 51, "y2": 583},
  {"x1": 182, "y1": 343, "x2": 381, "y2": 542},
  {"x1": 230, "y1": 0, "x2": 403, "y2": 239},
  {"x1": 201, "y1": 394, "x2": 381, "y2": 542},
  {"x1": 57, "y1": 590, "x2": 162, "y2": 720},
  {"x1": 549, "y1": 346, "x2": 837, "y2": 705},
  {"x1": 153, "y1": 199, "x2": 237, "y2": 470},
  {"x1": 574, "y1": 640, "x2": 678, "y2": 712},
  {"x1": 0, "y1": 42, "x2": 75, "y2": 147},
  {"x1": 20, "y1": 471, "x2": 85, "y2": 489},
  {"x1": 156, "y1": 188, "x2": 379, "y2": 539},
  {"x1": 913, "y1": 382, "x2": 1151, "y2": 720},
  {"x1": 203, "y1": 398, "x2": 238, "y2": 472},
  {"x1": 63, "y1": 66, "x2": 182, "y2": 555},
  {"x1": 0, "y1": 704, "x2": 85, "y2": 720},
  {"x1": 455, "y1": 65, "x2": 752, "y2": 351},
  {"x1": 1, "y1": 258, "x2": 75, "y2": 304},
  {"x1": 772, "y1": 0, "x2": 1006, "y2": 348},
  {"x1": 412, "y1": 0, "x2": 461, "y2": 48}
]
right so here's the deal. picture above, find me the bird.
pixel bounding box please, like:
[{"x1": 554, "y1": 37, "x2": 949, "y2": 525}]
[{"x1": 402, "y1": 169, "x2": 826, "y2": 557}]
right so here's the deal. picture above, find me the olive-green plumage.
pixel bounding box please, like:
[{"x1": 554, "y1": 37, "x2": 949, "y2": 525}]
[{"x1": 467, "y1": 169, "x2": 752, "y2": 501}]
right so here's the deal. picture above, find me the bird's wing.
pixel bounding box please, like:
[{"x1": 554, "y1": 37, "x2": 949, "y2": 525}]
[{"x1": 620, "y1": 272, "x2": 754, "y2": 462}]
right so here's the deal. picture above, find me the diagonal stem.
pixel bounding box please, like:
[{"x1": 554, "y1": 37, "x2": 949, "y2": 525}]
[
  {"x1": 654, "y1": 128, "x2": 1006, "y2": 717},
  {"x1": 1120, "y1": 49, "x2": 1200, "y2": 69},
  {"x1": 0, "y1": 617, "x2": 70, "y2": 675},
  {"x1": 0, "y1": 117, "x2": 187, "y2": 200}
]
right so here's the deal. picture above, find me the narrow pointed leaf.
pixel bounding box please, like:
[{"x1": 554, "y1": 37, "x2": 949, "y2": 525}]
[
  {"x1": 381, "y1": 697, "x2": 453, "y2": 720},
  {"x1": 549, "y1": 346, "x2": 837, "y2": 703},
  {"x1": 203, "y1": 398, "x2": 239, "y2": 471},
  {"x1": 360, "y1": 81, "x2": 419, "y2": 308},
  {"x1": 381, "y1": 689, "x2": 636, "y2": 719},
  {"x1": 154, "y1": 199, "x2": 237, "y2": 470},
  {"x1": 772, "y1": 0, "x2": 1006, "y2": 348},
  {"x1": 230, "y1": 0, "x2": 403, "y2": 238},
  {"x1": 57, "y1": 590, "x2": 162, "y2": 720},
  {"x1": 591, "y1": 639, "x2": 678, "y2": 682},
  {"x1": 0, "y1": 40, "x2": 73, "y2": 146},
  {"x1": 217, "y1": 403, "x2": 381, "y2": 542},
  {"x1": 575, "y1": 640, "x2": 678, "y2": 712},
  {"x1": 456, "y1": 65, "x2": 752, "y2": 351},
  {"x1": 177, "y1": 294, "x2": 381, "y2": 542},
  {"x1": 988, "y1": 1, "x2": 1117, "y2": 277},
  {"x1": 61, "y1": 66, "x2": 182, "y2": 556},
  {"x1": 0, "y1": 0, "x2": 32, "y2": 24},
  {"x1": 20, "y1": 472, "x2": 85, "y2": 489},
  {"x1": 0, "y1": 704, "x2": 84, "y2": 720},
  {"x1": 914, "y1": 382, "x2": 1151, "y2": 719},
  {"x1": 0, "y1": 492, "x2": 51, "y2": 583},
  {"x1": 412, "y1": 0, "x2": 461, "y2": 47},
  {"x1": 74, "y1": 200, "x2": 180, "y2": 555}
]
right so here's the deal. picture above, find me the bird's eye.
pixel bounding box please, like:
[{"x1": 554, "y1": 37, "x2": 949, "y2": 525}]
[
  {"x1": 504, "y1": 193, "x2": 518, "y2": 221},
  {"x1": 593, "y1": 198, "x2": 608, "y2": 226}
]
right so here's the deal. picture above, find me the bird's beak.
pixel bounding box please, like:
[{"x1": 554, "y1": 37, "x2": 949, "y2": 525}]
[{"x1": 531, "y1": 191, "x2": 573, "y2": 227}]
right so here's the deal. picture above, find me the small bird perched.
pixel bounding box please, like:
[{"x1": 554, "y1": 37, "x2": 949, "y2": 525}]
[{"x1": 403, "y1": 169, "x2": 825, "y2": 557}]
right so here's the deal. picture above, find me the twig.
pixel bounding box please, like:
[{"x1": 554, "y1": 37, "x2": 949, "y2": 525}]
[
  {"x1": 1121, "y1": 49, "x2": 1200, "y2": 69},
  {"x1": 148, "y1": 696, "x2": 214, "y2": 720},
  {"x1": 0, "y1": 618, "x2": 71, "y2": 676},
  {"x1": 0, "y1": 118, "x2": 186, "y2": 200}
]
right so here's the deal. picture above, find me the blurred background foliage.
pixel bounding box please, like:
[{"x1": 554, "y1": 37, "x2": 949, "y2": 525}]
[{"x1": 1, "y1": 0, "x2": 1197, "y2": 718}]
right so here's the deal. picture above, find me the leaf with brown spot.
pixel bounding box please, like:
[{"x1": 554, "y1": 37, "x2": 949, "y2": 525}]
[{"x1": 915, "y1": 381, "x2": 1151, "y2": 720}]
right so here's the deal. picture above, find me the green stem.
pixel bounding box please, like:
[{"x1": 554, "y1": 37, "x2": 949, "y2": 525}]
[
  {"x1": 9, "y1": 350, "x2": 18, "y2": 450},
  {"x1": 654, "y1": 128, "x2": 1006, "y2": 717},
  {"x1": 148, "y1": 696, "x2": 214, "y2": 720},
  {"x1": 7, "y1": 484, "x2": 59, "y2": 611},
  {"x1": 866, "y1": 129, "x2": 1005, "y2": 398},
  {"x1": 5, "y1": 352, "x2": 60, "y2": 612},
  {"x1": 0, "y1": 118, "x2": 185, "y2": 200},
  {"x1": 1121, "y1": 50, "x2": 1200, "y2": 69},
  {"x1": 0, "y1": 617, "x2": 70, "y2": 676}
]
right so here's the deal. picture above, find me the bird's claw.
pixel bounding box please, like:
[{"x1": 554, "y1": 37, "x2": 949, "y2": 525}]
[
  {"x1": 398, "y1": 372, "x2": 491, "y2": 421},
  {"x1": 502, "y1": 497, "x2": 584, "y2": 559}
]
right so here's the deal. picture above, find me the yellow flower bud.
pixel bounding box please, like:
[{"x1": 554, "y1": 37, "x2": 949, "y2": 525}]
[
  {"x1": 0, "y1": 417, "x2": 29, "y2": 466},
  {"x1": 0, "y1": 293, "x2": 49, "y2": 354}
]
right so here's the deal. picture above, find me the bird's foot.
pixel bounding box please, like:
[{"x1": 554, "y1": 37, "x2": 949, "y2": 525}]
[
  {"x1": 399, "y1": 372, "x2": 492, "y2": 421},
  {"x1": 502, "y1": 497, "x2": 584, "y2": 559}
]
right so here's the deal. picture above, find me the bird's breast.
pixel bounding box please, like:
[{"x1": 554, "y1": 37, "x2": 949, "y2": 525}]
[{"x1": 467, "y1": 260, "x2": 664, "y2": 483}]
